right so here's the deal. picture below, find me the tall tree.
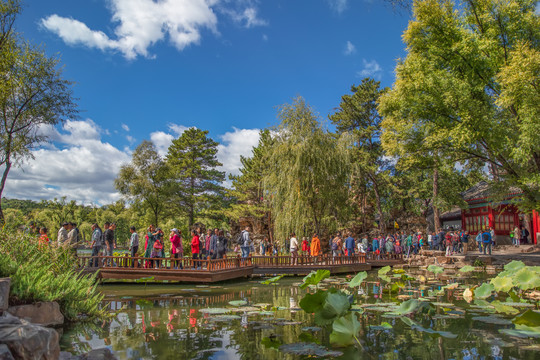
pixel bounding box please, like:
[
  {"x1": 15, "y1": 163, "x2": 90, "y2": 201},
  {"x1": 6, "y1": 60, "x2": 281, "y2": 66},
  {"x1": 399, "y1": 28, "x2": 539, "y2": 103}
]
[
  {"x1": 0, "y1": 0, "x2": 77, "y2": 223},
  {"x1": 227, "y1": 129, "x2": 273, "y2": 236},
  {"x1": 329, "y1": 78, "x2": 391, "y2": 230},
  {"x1": 115, "y1": 140, "x2": 170, "y2": 226},
  {"x1": 379, "y1": 0, "x2": 540, "y2": 211},
  {"x1": 264, "y1": 97, "x2": 350, "y2": 240},
  {"x1": 166, "y1": 128, "x2": 225, "y2": 227}
]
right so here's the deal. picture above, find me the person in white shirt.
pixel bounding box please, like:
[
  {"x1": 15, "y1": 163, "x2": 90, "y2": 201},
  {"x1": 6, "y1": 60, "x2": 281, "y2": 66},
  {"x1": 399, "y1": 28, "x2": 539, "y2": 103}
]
[{"x1": 290, "y1": 233, "x2": 299, "y2": 265}]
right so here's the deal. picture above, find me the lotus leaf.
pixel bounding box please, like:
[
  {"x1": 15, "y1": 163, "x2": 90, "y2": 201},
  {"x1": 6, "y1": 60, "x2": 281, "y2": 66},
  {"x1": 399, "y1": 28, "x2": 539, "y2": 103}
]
[
  {"x1": 513, "y1": 309, "x2": 540, "y2": 327},
  {"x1": 228, "y1": 300, "x2": 248, "y2": 306},
  {"x1": 490, "y1": 301, "x2": 520, "y2": 315},
  {"x1": 348, "y1": 271, "x2": 367, "y2": 288},
  {"x1": 261, "y1": 275, "x2": 285, "y2": 285},
  {"x1": 261, "y1": 337, "x2": 282, "y2": 349},
  {"x1": 411, "y1": 325, "x2": 458, "y2": 338},
  {"x1": 472, "y1": 316, "x2": 513, "y2": 325},
  {"x1": 474, "y1": 283, "x2": 494, "y2": 299},
  {"x1": 199, "y1": 308, "x2": 231, "y2": 314},
  {"x1": 329, "y1": 312, "x2": 361, "y2": 346},
  {"x1": 300, "y1": 270, "x2": 331, "y2": 289},
  {"x1": 503, "y1": 301, "x2": 535, "y2": 308},
  {"x1": 504, "y1": 260, "x2": 526, "y2": 272},
  {"x1": 212, "y1": 315, "x2": 242, "y2": 321},
  {"x1": 499, "y1": 324, "x2": 540, "y2": 338},
  {"x1": 299, "y1": 290, "x2": 327, "y2": 313},
  {"x1": 400, "y1": 316, "x2": 419, "y2": 327},
  {"x1": 378, "y1": 266, "x2": 391, "y2": 276},
  {"x1": 442, "y1": 283, "x2": 459, "y2": 290},
  {"x1": 379, "y1": 275, "x2": 391, "y2": 283},
  {"x1": 279, "y1": 342, "x2": 343, "y2": 357},
  {"x1": 490, "y1": 276, "x2": 514, "y2": 292},
  {"x1": 427, "y1": 265, "x2": 444, "y2": 275},
  {"x1": 389, "y1": 299, "x2": 421, "y2": 316},
  {"x1": 319, "y1": 291, "x2": 351, "y2": 320},
  {"x1": 401, "y1": 274, "x2": 416, "y2": 281},
  {"x1": 459, "y1": 265, "x2": 475, "y2": 273},
  {"x1": 302, "y1": 326, "x2": 322, "y2": 332},
  {"x1": 513, "y1": 268, "x2": 540, "y2": 290}
]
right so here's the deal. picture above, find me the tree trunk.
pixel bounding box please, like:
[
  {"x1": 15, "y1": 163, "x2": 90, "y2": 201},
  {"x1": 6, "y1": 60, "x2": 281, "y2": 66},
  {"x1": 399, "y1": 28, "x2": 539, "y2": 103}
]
[
  {"x1": 371, "y1": 176, "x2": 385, "y2": 230},
  {"x1": 433, "y1": 167, "x2": 441, "y2": 233},
  {"x1": 0, "y1": 160, "x2": 12, "y2": 225}
]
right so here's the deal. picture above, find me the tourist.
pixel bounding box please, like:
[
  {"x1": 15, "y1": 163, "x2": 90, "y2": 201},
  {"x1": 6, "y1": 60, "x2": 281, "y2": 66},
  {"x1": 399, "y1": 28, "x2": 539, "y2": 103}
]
[
  {"x1": 427, "y1": 232, "x2": 432, "y2": 249},
  {"x1": 461, "y1": 231, "x2": 469, "y2": 255},
  {"x1": 521, "y1": 226, "x2": 529, "y2": 244},
  {"x1": 301, "y1": 237, "x2": 309, "y2": 256},
  {"x1": 38, "y1": 227, "x2": 49, "y2": 247},
  {"x1": 240, "y1": 226, "x2": 252, "y2": 259},
  {"x1": 67, "y1": 222, "x2": 78, "y2": 255},
  {"x1": 372, "y1": 237, "x2": 379, "y2": 257},
  {"x1": 144, "y1": 225, "x2": 157, "y2": 268},
  {"x1": 481, "y1": 228, "x2": 492, "y2": 255},
  {"x1": 129, "y1": 226, "x2": 139, "y2": 267},
  {"x1": 191, "y1": 229, "x2": 200, "y2": 269},
  {"x1": 438, "y1": 229, "x2": 446, "y2": 252},
  {"x1": 452, "y1": 231, "x2": 460, "y2": 254},
  {"x1": 216, "y1": 230, "x2": 228, "y2": 259},
  {"x1": 290, "y1": 233, "x2": 299, "y2": 265},
  {"x1": 170, "y1": 228, "x2": 183, "y2": 269},
  {"x1": 385, "y1": 236, "x2": 394, "y2": 254},
  {"x1": 57, "y1": 222, "x2": 69, "y2": 247},
  {"x1": 331, "y1": 232, "x2": 342, "y2": 259},
  {"x1": 445, "y1": 231, "x2": 453, "y2": 256},
  {"x1": 204, "y1": 229, "x2": 212, "y2": 259},
  {"x1": 475, "y1": 231, "x2": 483, "y2": 252},
  {"x1": 344, "y1": 233, "x2": 355, "y2": 257},
  {"x1": 513, "y1": 226, "x2": 520, "y2": 247},
  {"x1": 90, "y1": 223, "x2": 102, "y2": 267},
  {"x1": 490, "y1": 227, "x2": 496, "y2": 248},
  {"x1": 209, "y1": 228, "x2": 219, "y2": 259},
  {"x1": 379, "y1": 235, "x2": 386, "y2": 254},
  {"x1": 151, "y1": 233, "x2": 164, "y2": 268},
  {"x1": 405, "y1": 233, "x2": 413, "y2": 256},
  {"x1": 311, "y1": 233, "x2": 321, "y2": 258},
  {"x1": 260, "y1": 237, "x2": 267, "y2": 256}
]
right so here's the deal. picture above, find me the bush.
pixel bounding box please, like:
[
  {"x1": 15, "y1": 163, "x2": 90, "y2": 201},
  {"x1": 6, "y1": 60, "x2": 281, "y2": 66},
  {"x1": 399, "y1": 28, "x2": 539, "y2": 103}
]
[{"x1": 0, "y1": 228, "x2": 106, "y2": 321}]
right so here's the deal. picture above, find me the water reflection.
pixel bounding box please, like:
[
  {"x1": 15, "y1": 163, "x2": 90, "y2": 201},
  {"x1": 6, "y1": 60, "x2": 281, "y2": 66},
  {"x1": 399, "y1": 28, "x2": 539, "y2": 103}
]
[{"x1": 61, "y1": 273, "x2": 540, "y2": 360}]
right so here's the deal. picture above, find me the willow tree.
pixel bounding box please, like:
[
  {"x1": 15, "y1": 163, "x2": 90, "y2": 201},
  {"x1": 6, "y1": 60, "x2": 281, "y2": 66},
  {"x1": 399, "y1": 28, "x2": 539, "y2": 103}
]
[
  {"x1": 264, "y1": 97, "x2": 350, "y2": 241},
  {"x1": 379, "y1": 0, "x2": 540, "y2": 212}
]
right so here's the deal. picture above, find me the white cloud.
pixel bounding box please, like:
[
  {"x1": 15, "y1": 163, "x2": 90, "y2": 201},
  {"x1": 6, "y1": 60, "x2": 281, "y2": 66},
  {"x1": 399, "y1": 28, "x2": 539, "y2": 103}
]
[
  {"x1": 4, "y1": 119, "x2": 130, "y2": 205},
  {"x1": 327, "y1": 0, "x2": 348, "y2": 14},
  {"x1": 121, "y1": 123, "x2": 130, "y2": 132},
  {"x1": 41, "y1": 0, "x2": 266, "y2": 59},
  {"x1": 344, "y1": 40, "x2": 356, "y2": 55},
  {"x1": 126, "y1": 135, "x2": 135, "y2": 144},
  {"x1": 217, "y1": 127, "x2": 260, "y2": 178},
  {"x1": 150, "y1": 131, "x2": 175, "y2": 157},
  {"x1": 357, "y1": 59, "x2": 383, "y2": 78}
]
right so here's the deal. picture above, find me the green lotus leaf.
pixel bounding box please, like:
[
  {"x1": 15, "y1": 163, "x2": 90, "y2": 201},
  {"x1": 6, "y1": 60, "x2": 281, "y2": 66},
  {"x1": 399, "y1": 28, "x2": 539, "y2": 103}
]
[
  {"x1": 390, "y1": 299, "x2": 421, "y2": 316},
  {"x1": 300, "y1": 270, "x2": 331, "y2": 289},
  {"x1": 504, "y1": 260, "x2": 526, "y2": 272},
  {"x1": 280, "y1": 342, "x2": 343, "y2": 357},
  {"x1": 320, "y1": 291, "x2": 350, "y2": 320},
  {"x1": 348, "y1": 271, "x2": 367, "y2": 288},
  {"x1": 228, "y1": 300, "x2": 248, "y2": 306},
  {"x1": 400, "y1": 316, "x2": 419, "y2": 327},
  {"x1": 392, "y1": 269, "x2": 406, "y2": 274},
  {"x1": 379, "y1": 275, "x2": 391, "y2": 283},
  {"x1": 513, "y1": 268, "x2": 540, "y2": 291},
  {"x1": 490, "y1": 301, "x2": 520, "y2": 315},
  {"x1": 474, "y1": 283, "x2": 494, "y2": 299},
  {"x1": 329, "y1": 312, "x2": 361, "y2": 346},
  {"x1": 499, "y1": 324, "x2": 540, "y2": 338},
  {"x1": 513, "y1": 309, "x2": 540, "y2": 327},
  {"x1": 427, "y1": 265, "x2": 444, "y2": 275},
  {"x1": 199, "y1": 308, "x2": 231, "y2": 314},
  {"x1": 299, "y1": 290, "x2": 327, "y2": 313},
  {"x1": 378, "y1": 266, "x2": 391, "y2": 276},
  {"x1": 261, "y1": 275, "x2": 285, "y2": 285},
  {"x1": 401, "y1": 274, "x2": 416, "y2": 281},
  {"x1": 261, "y1": 337, "x2": 282, "y2": 349},
  {"x1": 459, "y1": 265, "x2": 475, "y2": 273},
  {"x1": 472, "y1": 316, "x2": 513, "y2": 325},
  {"x1": 490, "y1": 276, "x2": 514, "y2": 292}
]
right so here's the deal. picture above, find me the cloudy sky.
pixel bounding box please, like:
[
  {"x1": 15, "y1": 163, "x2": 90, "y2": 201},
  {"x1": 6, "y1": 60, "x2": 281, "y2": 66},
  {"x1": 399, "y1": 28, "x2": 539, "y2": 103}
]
[{"x1": 6, "y1": 0, "x2": 410, "y2": 205}]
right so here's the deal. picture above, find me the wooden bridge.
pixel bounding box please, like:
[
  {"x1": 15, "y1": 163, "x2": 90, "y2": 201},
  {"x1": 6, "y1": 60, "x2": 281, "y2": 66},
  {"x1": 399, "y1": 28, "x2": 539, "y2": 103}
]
[{"x1": 77, "y1": 253, "x2": 403, "y2": 283}]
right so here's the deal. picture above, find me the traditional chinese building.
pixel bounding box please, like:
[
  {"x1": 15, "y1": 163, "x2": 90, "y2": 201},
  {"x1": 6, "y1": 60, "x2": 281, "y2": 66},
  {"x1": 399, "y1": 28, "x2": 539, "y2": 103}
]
[{"x1": 459, "y1": 181, "x2": 539, "y2": 244}]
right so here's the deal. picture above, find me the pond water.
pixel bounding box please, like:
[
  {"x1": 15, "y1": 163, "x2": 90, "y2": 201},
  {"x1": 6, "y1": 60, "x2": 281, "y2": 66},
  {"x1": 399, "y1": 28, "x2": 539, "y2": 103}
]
[{"x1": 60, "y1": 268, "x2": 540, "y2": 359}]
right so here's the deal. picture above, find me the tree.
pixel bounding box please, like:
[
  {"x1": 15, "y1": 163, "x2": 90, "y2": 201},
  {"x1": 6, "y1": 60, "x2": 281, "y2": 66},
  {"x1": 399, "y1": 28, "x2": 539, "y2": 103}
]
[
  {"x1": 264, "y1": 97, "x2": 350, "y2": 240},
  {"x1": 115, "y1": 141, "x2": 170, "y2": 226},
  {"x1": 227, "y1": 129, "x2": 273, "y2": 237},
  {"x1": 166, "y1": 128, "x2": 225, "y2": 227},
  {"x1": 0, "y1": 0, "x2": 77, "y2": 223},
  {"x1": 329, "y1": 78, "x2": 392, "y2": 230},
  {"x1": 379, "y1": 0, "x2": 540, "y2": 212}
]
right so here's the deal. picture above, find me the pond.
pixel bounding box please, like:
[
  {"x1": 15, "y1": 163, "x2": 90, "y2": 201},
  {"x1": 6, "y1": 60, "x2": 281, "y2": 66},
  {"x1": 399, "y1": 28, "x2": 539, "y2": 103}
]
[{"x1": 60, "y1": 265, "x2": 540, "y2": 359}]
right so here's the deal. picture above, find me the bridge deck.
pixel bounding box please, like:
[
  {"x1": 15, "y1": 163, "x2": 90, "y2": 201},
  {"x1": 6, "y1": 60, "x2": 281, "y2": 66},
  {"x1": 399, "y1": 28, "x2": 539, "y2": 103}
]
[{"x1": 78, "y1": 253, "x2": 403, "y2": 283}]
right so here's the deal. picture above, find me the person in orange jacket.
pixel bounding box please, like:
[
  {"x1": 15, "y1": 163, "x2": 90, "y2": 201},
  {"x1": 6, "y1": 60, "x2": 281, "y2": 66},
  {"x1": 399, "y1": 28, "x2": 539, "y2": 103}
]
[{"x1": 310, "y1": 233, "x2": 321, "y2": 257}]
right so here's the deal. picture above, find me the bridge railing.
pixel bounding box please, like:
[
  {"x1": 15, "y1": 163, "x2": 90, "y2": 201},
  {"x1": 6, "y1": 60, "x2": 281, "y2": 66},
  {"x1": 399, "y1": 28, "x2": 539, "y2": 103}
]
[{"x1": 251, "y1": 254, "x2": 367, "y2": 267}]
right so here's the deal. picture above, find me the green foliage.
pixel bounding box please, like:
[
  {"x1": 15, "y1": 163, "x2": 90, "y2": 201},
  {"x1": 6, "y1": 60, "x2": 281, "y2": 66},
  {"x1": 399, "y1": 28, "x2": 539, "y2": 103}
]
[
  {"x1": 0, "y1": 228, "x2": 106, "y2": 321},
  {"x1": 427, "y1": 265, "x2": 444, "y2": 275},
  {"x1": 329, "y1": 312, "x2": 362, "y2": 346},
  {"x1": 260, "y1": 275, "x2": 285, "y2": 285},
  {"x1": 348, "y1": 271, "x2": 367, "y2": 288},
  {"x1": 166, "y1": 128, "x2": 226, "y2": 227},
  {"x1": 474, "y1": 283, "x2": 495, "y2": 299},
  {"x1": 459, "y1": 265, "x2": 476, "y2": 273},
  {"x1": 300, "y1": 269, "x2": 330, "y2": 289}
]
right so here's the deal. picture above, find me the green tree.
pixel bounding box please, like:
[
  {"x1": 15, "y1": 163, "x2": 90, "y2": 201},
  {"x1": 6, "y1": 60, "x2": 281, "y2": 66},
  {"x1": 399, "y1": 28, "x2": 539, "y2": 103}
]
[
  {"x1": 379, "y1": 0, "x2": 540, "y2": 211},
  {"x1": 264, "y1": 97, "x2": 350, "y2": 240},
  {"x1": 329, "y1": 78, "x2": 391, "y2": 230},
  {"x1": 115, "y1": 140, "x2": 170, "y2": 226},
  {"x1": 166, "y1": 128, "x2": 225, "y2": 227},
  {"x1": 227, "y1": 129, "x2": 273, "y2": 236},
  {"x1": 0, "y1": 0, "x2": 77, "y2": 223}
]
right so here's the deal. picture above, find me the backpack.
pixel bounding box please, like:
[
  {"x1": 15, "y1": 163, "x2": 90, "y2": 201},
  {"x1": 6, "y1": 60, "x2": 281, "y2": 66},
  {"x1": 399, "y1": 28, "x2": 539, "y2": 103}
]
[
  {"x1": 154, "y1": 239, "x2": 163, "y2": 250},
  {"x1": 482, "y1": 232, "x2": 490, "y2": 243}
]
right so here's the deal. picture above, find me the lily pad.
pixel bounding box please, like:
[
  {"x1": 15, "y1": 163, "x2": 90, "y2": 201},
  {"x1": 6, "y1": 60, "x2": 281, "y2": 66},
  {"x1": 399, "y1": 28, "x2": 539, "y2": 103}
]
[
  {"x1": 300, "y1": 270, "x2": 331, "y2": 289},
  {"x1": 474, "y1": 283, "x2": 494, "y2": 299},
  {"x1": 427, "y1": 265, "x2": 444, "y2": 275},
  {"x1": 491, "y1": 301, "x2": 520, "y2": 315},
  {"x1": 368, "y1": 322, "x2": 393, "y2": 331},
  {"x1": 513, "y1": 268, "x2": 540, "y2": 291},
  {"x1": 211, "y1": 315, "x2": 242, "y2": 321},
  {"x1": 513, "y1": 309, "x2": 540, "y2": 327},
  {"x1": 490, "y1": 276, "x2": 514, "y2": 293},
  {"x1": 472, "y1": 316, "x2": 513, "y2": 325},
  {"x1": 348, "y1": 271, "x2": 367, "y2": 288},
  {"x1": 499, "y1": 324, "x2": 540, "y2": 338},
  {"x1": 387, "y1": 299, "x2": 421, "y2": 316},
  {"x1": 261, "y1": 275, "x2": 285, "y2": 285},
  {"x1": 378, "y1": 266, "x2": 391, "y2": 276},
  {"x1": 229, "y1": 300, "x2": 248, "y2": 307},
  {"x1": 329, "y1": 312, "x2": 361, "y2": 346},
  {"x1": 504, "y1": 260, "x2": 526, "y2": 272},
  {"x1": 279, "y1": 343, "x2": 343, "y2": 357},
  {"x1": 199, "y1": 308, "x2": 230, "y2": 314},
  {"x1": 459, "y1": 265, "x2": 475, "y2": 273}
]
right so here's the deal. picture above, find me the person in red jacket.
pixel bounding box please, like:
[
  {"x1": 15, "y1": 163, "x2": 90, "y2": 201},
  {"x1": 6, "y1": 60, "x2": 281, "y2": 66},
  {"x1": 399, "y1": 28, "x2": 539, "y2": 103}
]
[{"x1": 191, "y1": 229, "x2": 200, "y2": 269}]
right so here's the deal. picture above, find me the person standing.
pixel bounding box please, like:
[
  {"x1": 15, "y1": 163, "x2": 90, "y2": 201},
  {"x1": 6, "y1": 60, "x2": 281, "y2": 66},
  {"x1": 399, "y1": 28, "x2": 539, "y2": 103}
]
[
  {"x1": 311, "y1": 233, "x2": 321, "y2": 258},
  {"x1": 38, "y1": 227, "x2": 49, "y2": 247},
  {"x1": 203, "y1": 229, "x2": 212, "y2": 259},
  {"x1": 67, "y1": 222, "x2": 78, "y2": 255},
  {"x1": 482, "y1": 228, "x2": 492, "y2": 255},
  {"x1": 209, "y1": 228, "x2": 219, "y2": 259},
  {"x1": 216, "y1": 230, "x2": 228, "y2": 259},
  {"x1": 144, "y1": 225, "x2": 156, "y2": 267},
  {"x1": 90, "y1": 223, "x2": 103, "y2": 267},
  {"x1": 129, "y1": 226, "x2": 139, "y2": 267},
  {"x1": 490, "y1": 227, "x2": 496, "y2": 248},
  {"x1": 513, "y1": 226, "x2": 521, "y2": 247},
  {"x1": 57, "y1": 222, "x2": 69, "y2": 247},
  {"x1": 241, "y1": 226, "x2": 252, "y2": 259},
  {"x1": 103, "y1": 222, "x2": 116, "y2": 266},
  {"x1": 289, "y1": 233, "x2": 299, "y2": 265},
  {"x1": 521, "y1": 226, "x2": 529, "y2": 245},
  {"x1": 169, "y1": 228, "x2": 182, "y2": 269},
  {"x1": 461, "y1": 231, "x2": 469, "y2": 255},
  {"x1": 191, "y1": 229, "x2": 200, "y2": 269},
  {"x1": 344, "y1": 233, "x2": 355, "y2": 257}
]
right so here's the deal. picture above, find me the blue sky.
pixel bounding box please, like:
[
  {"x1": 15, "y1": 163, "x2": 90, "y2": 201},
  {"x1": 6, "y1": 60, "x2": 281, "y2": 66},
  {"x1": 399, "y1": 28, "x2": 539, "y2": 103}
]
[{"x1": 6, "y1": 0, "x2": 410, "y2": 205}]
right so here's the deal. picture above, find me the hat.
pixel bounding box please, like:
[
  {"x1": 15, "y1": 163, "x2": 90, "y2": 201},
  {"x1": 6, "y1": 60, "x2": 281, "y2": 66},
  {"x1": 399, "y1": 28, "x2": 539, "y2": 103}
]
[
  {"x1": 171, "y1": 228, "x2": 178, "y2": 233},
  {"x1": 62, "y1": 222, "x2": 68, "y2": 226}
]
